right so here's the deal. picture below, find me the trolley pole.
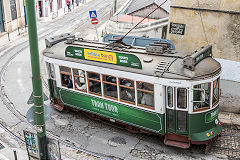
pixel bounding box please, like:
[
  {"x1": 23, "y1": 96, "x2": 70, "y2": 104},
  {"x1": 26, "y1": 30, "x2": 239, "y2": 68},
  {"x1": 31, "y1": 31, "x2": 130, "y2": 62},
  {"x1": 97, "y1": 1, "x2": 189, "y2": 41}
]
[{"x1": 25, "y1": 0, "x2": 47, "y2": 159}]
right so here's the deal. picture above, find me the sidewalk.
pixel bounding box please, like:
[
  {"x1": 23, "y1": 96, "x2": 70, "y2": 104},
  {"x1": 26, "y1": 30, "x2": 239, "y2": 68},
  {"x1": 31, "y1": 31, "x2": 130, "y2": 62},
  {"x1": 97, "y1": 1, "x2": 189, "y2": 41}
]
[
  {"x1": 0, "y1": 28, "x2": 27, "y2": 51},
  {"x1": 0, "y1": 0, "x2": 92, "y2": 51},
  {"x1": 219, "y1": 112, "x2": 240, "y2": 129}
]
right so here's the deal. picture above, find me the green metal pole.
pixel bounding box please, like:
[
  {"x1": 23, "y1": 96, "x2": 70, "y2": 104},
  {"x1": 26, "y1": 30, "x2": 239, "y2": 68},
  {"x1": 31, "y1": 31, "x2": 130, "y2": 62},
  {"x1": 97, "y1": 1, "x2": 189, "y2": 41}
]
[
  {"x1": 114, "y1": 0, "x2": 117, "y2": 13},
  {"x1": 25, "y1": 0, "x2": 47, "y2": 160}
]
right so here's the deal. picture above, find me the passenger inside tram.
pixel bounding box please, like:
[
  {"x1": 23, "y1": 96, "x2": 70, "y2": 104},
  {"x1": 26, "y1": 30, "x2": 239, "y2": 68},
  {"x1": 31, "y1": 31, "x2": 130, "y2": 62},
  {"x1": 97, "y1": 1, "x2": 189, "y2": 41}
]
[
  {"x1": 74, "y1": 70, "x2": 87, "y2": 91},
  {"x1": 61, "y1": 74, "x2": 73, "y2": 88}
]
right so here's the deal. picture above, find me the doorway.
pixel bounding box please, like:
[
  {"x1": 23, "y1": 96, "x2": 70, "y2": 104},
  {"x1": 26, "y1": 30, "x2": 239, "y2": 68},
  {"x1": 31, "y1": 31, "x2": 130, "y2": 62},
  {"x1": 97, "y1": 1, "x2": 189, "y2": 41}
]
[
  {"x1": 38, "y1": 1, "x2": 43, "y2": 17},
  {"x1": 0, "y1": 1, "x2": 4, "y2": 33},
  {"x1": 166, "y1": 86, "x2": 188, "y2": 135}
]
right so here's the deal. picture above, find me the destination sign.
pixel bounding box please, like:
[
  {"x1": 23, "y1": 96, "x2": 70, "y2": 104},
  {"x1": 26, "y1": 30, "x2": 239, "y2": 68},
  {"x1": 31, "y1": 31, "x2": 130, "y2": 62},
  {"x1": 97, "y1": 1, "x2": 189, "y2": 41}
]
[
  {"x1": 65, "y1": 46, "x2": 142, "y2": 69},
  {"x1": 194, "y1": 45, "x2": 212, "y2": 64}
]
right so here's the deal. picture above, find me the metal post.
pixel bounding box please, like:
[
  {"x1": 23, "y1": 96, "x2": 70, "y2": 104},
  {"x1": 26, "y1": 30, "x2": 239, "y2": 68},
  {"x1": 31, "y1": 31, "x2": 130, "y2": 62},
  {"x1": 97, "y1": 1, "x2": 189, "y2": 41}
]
[
  {"x1": 7, "y1": 32, "x2": 10, "y2": 41},
  {"x1": 94, "y1": 25, "x2": 99, "y2": 42},
  {"x1": 25, "y1": 0, "x2": 47, "y2": 160},
  {"x1": 13, "y1": 150, "x2": 17, "y2": 160},
  {"x1": 114, "y1": 0, "x2": 117, "y2": 13}
]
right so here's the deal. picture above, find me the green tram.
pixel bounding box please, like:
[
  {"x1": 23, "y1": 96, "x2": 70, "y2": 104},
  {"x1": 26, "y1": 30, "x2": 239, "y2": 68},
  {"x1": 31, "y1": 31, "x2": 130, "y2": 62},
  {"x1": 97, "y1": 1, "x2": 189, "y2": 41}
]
[{"x1": 43, "y1": 33, "x2": 221, "y2": 150}]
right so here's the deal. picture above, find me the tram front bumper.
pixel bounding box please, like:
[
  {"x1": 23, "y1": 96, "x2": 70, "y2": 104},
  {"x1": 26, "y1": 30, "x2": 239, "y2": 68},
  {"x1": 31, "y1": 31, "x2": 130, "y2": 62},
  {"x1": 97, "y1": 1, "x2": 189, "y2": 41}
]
[{"x1": 190, "y1": 124, "x2": 221, "y2": 144}]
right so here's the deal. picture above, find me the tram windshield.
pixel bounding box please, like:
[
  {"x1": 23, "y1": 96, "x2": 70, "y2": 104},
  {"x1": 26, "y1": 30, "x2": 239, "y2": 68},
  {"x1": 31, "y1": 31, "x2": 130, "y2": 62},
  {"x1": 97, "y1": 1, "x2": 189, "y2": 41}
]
[
  {"x1": 212, "y1": 78, "x2": 220, "y2": 105},
  {"x1": 193, "y1": 82, "x2": 211, "y2": 111}
]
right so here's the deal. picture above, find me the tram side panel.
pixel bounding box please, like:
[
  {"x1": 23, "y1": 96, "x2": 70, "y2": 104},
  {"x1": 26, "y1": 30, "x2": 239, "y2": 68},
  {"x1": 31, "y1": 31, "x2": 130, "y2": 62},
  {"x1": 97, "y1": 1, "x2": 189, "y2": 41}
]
[{"x1": 46, "y1": 62, "x2": 166, "y2": 136}]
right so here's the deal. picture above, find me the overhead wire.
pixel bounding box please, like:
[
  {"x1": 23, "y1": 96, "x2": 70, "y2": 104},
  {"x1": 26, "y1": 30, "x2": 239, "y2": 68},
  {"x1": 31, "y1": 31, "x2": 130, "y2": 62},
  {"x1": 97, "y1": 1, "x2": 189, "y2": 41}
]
[
  {"x1": 197, "y1": 0, "x2": 209, "y2": 45},
  {"x1": 120, "y1": 0, "x2": 168, "y2": 41}
]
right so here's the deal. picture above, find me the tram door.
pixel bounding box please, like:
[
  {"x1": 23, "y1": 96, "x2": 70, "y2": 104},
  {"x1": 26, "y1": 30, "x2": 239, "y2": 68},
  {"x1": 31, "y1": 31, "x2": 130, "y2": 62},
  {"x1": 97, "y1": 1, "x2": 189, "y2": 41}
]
[{"x1": 166, "y1": 87, "x2": 188, "y2": 135}]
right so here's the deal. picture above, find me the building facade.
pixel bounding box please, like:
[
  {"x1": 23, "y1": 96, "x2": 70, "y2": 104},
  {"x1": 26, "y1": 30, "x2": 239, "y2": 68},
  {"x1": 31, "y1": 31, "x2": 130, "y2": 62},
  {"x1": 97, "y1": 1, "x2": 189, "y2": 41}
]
[
  {"x1": 0, "y1": 0, "x2": 69, "y2": 34},
  {"x1": 0, "y1": 0, "x2": 25, "y2": 33},
  {"x1": 167, "y1": 0, "x2": 240, "y2": 62}
]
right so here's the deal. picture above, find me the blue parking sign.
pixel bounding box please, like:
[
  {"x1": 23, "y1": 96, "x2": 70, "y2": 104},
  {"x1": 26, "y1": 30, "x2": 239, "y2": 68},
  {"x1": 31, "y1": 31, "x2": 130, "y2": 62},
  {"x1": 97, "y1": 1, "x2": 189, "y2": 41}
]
[{"x1": 89, "y1": 10, "x2": 97, "y2": 19}]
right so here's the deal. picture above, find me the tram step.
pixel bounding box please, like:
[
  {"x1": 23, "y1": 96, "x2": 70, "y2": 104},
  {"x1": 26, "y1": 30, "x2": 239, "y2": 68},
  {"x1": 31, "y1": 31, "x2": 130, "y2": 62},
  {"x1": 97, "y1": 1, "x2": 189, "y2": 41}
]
[
  {"x1": 164, "y1": 139, "x2": 190, "y2": 149},
  {"x1": 165, "y1": 133, "x2": 189, "y2": 142},
  {"x1": 52, "y1": 103, "x2": 64, "y2": 111},
  {"x1": 164, "y1": 133, "x2": 190, "y2": 149}
]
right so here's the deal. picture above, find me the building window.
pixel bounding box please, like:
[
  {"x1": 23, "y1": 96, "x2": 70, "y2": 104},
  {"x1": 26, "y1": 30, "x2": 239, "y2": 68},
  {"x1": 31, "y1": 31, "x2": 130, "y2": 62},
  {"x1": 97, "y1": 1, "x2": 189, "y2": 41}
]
[
  {"x1": 137, "y1": 82, "x2": 154, "y2": 109},
  {"x1": 60, "y1": 66, "x2": 73, "y2": 88},
  {"x1": 87, "y1": 72, "x2": 101, "y2": 95},
  {"x1": 103, "y1": 75, "x2": 117, "y2": 99},
  {"x1": 177, "y1": 88, "x2": 187, "y2": 109},
  {"x1": 212, "y1": 78, "x2": 220, "y2": 106},
  {"x1": 73, "y1": 69, "x2": 86, "y2": 91},
  {"x1": 167, "y1": 86, "x2": 173, "y2": 108},
  {"x1": 193, "y1": 83, "x2": 211, "y2": 112},
  {"x1": 10, "y1": 0, "x2": 17, "y2": 20},
  {"x1": 119, "y1": 78, "x2": 135, "y2": 104}
]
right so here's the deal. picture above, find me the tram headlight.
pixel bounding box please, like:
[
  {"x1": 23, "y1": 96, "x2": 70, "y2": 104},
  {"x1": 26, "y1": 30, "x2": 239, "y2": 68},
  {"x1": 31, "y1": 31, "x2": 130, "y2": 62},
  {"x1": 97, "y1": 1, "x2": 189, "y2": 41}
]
[
  {"x1": 206, "y1": 133, "x2": 211, "y2": 137},
  {"x1": 210, "y1": 131, "x2": 214, "y2": 135},
  {"x1": 215, "y1": 119, "x2": 219, "y2": 125}
]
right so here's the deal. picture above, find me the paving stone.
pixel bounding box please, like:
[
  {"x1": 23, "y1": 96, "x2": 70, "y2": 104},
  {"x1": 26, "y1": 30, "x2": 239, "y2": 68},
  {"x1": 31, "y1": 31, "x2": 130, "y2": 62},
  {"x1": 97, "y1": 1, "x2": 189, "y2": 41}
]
[{"x1": 54, "y1": 118, "x2": 69, "y2": 126}]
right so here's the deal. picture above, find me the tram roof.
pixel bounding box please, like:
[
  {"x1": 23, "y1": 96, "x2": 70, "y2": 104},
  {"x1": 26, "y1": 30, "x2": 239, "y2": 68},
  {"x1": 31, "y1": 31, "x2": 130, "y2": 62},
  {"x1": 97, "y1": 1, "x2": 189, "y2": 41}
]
[{"x1": 43, "y1": 37, "x2": 221, "y2": 80}]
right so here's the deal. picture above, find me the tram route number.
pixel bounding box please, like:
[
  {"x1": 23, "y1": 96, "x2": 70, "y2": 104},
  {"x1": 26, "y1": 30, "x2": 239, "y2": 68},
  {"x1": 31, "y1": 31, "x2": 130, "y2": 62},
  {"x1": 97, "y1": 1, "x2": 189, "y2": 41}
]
[
  {"x1": 169, "y1": 22, "x2": 186, "y2": 35},
  {"x1": 205, "y1": 108, "x2": 218, "y2": 123}
]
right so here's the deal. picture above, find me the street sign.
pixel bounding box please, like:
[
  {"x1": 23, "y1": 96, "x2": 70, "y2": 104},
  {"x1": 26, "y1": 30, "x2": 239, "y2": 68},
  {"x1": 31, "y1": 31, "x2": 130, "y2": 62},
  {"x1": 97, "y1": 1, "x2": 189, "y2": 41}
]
[
  {"x1": 91, "y1": 18, "x2": 98, "y2": 24},
  {"x1": 23, "y1": 130, "x2": 40, "y2": 159},
  {"x1": 89, "y1": 10, "x2": 97, "y2": 19}
]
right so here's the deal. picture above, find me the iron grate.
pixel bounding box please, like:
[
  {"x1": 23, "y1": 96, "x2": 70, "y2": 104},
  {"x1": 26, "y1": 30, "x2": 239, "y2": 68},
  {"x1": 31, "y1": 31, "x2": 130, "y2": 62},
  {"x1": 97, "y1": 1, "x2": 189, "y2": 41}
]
[{"x1": 0, "y1": 143, "x2": 4, "y2": 150}]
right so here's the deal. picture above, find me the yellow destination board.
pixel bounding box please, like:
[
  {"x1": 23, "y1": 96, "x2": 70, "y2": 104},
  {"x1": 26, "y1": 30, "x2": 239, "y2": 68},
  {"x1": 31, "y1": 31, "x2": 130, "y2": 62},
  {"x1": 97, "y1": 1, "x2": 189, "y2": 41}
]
[{"x1": 84, "y1": 49, "x2": 117, "y2": 64}]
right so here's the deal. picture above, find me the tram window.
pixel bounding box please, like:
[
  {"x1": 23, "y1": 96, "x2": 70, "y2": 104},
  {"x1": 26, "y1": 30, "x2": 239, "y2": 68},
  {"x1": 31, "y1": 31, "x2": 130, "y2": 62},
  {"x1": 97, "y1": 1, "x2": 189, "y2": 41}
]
[
  {"x1": 88, "y1": 72, "x2": 100, "y2": 80},
  {"x1": 177, "y1": 111, "x2": 187, "y2": 131},
  {"x1": 167, "y1": 87, "x2": 173, "y2": 108},
  {"x1": 168, "y1": 109, "x2": 175, "y2": 130},
  {"x1": 119, "y1": 78, "x2": 135, "y2": 104},
  {"x1": 137, "y1": 82, "x2": 153, "y2": 91},
  {"x1": 87, "y1": 72, "x2": 101, "y2": 95},
  {"x1": 60, "y1": 66, "x2": 71, "y2": 73},
  {"x1": 73, "y1": 69, "x2": 86, "y2": 91},
  {"x1": 193, "y1": 82, "x2": 211, "y2": 111},
  {"x1": 177, "y1": 88, "x2": 187, "y2": 109},
  {"x1": 103, "y1": 75, "x2": 117, "y2": 99},
  {"x1": 137, "y1": 82, "x2": 154, "y2": 109},
  {"x1": 60, "y1": 66, "x2": 73, "y2": 88},
  {"x1": 212, "y1": 78, "x2": 220, "y2": 106}
]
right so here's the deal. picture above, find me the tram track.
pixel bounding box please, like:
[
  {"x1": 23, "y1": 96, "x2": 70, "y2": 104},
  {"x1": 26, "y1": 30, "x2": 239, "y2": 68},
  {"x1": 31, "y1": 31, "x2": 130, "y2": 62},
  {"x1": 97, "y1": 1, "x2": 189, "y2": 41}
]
[
  {"x1": 0, "y1": 1, "x2": 116, "y2": 158},
  {"x1": 0, "y1": 38, "x2": 112, "y2": 159}
]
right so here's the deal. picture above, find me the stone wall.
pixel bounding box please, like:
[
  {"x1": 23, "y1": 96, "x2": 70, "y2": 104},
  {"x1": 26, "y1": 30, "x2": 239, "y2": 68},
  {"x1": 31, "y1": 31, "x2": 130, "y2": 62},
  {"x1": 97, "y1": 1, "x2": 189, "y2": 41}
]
[{"x1": 167, "y1": 0, "x2": 240, "y2": 62}]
